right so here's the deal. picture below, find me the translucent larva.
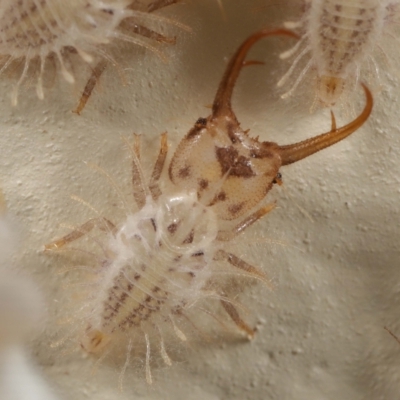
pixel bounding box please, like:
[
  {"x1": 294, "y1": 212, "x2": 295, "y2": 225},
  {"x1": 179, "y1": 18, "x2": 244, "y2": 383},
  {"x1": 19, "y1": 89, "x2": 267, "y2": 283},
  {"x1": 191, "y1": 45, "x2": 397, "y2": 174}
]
[
  {"x1": 278, "y1": 0, "x2": 398, "y2": 107},
  {"x1": 0, "y1": 0, "x2": 185, "y2": 106},
  {"x1": 45, "y1": 29, "x2": 372, "y2": 385}
]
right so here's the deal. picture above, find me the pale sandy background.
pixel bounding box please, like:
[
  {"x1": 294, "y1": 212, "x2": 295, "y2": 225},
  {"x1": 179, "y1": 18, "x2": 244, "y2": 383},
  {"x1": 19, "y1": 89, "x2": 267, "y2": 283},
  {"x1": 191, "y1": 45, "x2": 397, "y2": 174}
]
[{"x1": 1, "y1": 0, "x2": 400, "y2": 399}]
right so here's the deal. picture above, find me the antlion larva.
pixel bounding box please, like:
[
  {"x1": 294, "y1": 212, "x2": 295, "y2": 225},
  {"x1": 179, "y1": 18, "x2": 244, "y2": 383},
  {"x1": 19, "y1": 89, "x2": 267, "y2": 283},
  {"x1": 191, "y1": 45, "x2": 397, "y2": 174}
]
[
  {"x1": 45, "y1": 28, "x2": 372, "y2": 385},
  {"x1": 0, "y1": 0, "x2": 185, "y2": 106},
  {"x1": 278, "y1": 0, "x2": 397, "y2": 107}
]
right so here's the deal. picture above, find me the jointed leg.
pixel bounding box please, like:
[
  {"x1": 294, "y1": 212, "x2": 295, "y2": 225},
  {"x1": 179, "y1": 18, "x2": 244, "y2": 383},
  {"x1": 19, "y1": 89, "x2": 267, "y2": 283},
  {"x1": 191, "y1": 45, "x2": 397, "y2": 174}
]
[
  {"x1": 44, "y1": 217, "x2": 116, "y2": 250},
  {"x1": 217, "y1": 203, "x2": 275, "y2": 241},
  {"x1": 220, "y1": 299, "x2": 254, "y2": 339},
  {"x1": 124, "y1": 20, "x2": 176, "y2": 44},
  {"x1": 149, "y1": 133, "x2": 168, "y2": 200},
  {"x1": 127, "y1": 134, "x2": 147, "y2": 209},
  {"x1": 214, "y1": 249, "x2": 273, "y2": 289},
  {"x1": 147, "y1": 0, "x2": 180, "y2": 12},
  {"x1": 73, "y1": 59, "x2": 108, "y2": 115}
]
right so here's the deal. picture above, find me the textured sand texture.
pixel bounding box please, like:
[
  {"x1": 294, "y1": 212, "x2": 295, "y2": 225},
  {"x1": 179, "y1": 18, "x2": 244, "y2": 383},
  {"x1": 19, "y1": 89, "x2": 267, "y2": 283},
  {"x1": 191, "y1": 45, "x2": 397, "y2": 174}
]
[{"x1": 0, "y1": 1, "x2": 400, "y2": 399}]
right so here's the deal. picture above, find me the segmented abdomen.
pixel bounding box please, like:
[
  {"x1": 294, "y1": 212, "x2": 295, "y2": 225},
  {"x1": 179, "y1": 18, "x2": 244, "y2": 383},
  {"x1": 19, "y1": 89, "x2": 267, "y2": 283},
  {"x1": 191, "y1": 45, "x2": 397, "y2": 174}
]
[
  {"x1": 0, "y1": 0, "x2": 125, "y2": 58},
  {"x1": 310, "y1": 0, "x2": 384, "y2": 77}
]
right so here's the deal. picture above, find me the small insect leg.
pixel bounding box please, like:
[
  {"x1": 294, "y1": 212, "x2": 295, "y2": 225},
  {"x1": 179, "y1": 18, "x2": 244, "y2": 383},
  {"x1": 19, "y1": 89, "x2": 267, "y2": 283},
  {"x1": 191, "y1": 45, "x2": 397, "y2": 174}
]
[
  {"x1": 118, "y1": 338, "x2": 133, "y2": 393},
  {"x1": 144, "y1": 333, "x2": 153, "y2": 384},
  {"x1": 220, "y1": 300, "x2": 254, "y2": 339},
  {"x1": 73, "y1": 59, "x2": 108, "y2": 115},
  {"x1": 123, "y1": 134, "x2": 148, "y2": 209},
  {"x1": 214, "y1": 249, "x2": 273, "y2": 289},
  {"x1": 44, "y1": 217, "x2": 116, "y2": 250},
  {"x1": 149, "y1": 133, "x2": 168, "y2": 201},
  {"x1": 217, "y1": 203, "x2": 275, "y2": 241},
  {"x1": 125, "y1": 21, "x2": 176, "y2": 44},
  {"x1": 147, "y1": 0, "x2": 179, "y2": 12}
]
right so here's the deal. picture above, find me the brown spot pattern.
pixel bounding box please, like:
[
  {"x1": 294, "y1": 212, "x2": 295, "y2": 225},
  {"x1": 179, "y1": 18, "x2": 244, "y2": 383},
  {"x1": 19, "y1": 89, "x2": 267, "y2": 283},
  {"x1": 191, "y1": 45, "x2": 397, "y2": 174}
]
[
  {"x1": 215, "y1": 146, "x2": 254, "y2": 178},
  {"x1": 178, "y1": 165, "x2": 191, "y2": 179}
]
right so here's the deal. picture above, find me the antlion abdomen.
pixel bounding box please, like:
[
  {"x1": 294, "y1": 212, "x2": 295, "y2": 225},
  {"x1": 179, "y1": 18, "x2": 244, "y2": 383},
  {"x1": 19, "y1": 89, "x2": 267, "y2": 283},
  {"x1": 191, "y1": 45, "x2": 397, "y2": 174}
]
[{"x1": 309, "y1": 0, "x2": 384, "y2": 103}]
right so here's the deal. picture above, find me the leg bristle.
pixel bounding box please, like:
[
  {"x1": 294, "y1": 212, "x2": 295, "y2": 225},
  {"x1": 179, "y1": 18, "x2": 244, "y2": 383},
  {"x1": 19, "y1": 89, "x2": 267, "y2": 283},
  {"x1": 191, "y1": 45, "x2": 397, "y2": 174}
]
[
  {"x1": 159, "y1": 333, "x2": 172, "y2": 366},
  {"x1": 170, "y1": 316, "x2": 187, "y2": 341},
  {"x1": 118, "y1": 338, "x2": 133, "y2": 393},
  {"x1": 144, "y1": 334, "x2": 153, "y2": 384},
  {"x1": 56, "y1": 51, "x2": 75, "y2": 83}
]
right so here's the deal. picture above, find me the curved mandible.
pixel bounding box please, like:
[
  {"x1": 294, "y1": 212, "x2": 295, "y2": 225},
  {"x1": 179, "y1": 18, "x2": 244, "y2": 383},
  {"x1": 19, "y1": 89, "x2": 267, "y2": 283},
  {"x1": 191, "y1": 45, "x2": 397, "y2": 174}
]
[
  {"x1": 277, "y1": 84, "x2": 373, "y2": 166},
  {"x1": 211, "y1": 28, "x2": 299, "y2": 119}
]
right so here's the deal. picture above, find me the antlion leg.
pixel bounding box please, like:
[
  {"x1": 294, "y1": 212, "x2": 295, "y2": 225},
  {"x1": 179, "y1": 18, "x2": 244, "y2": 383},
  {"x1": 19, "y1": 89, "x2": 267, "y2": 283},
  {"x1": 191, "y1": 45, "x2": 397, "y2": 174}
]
[
  {"x1": 217, "y1": 203, "x2": 275, "y2": 241},
  {"x1": 220, "y1": 300, "x2": 254, "y2": 339},
  {"x1": 147, "y1": 0, "x2": 179, "y2": 12},
  {"x1": 125, "y1": 134, "x2": 148, "y2": 209},
  {"x1": 73, "y1": 59, "x2": 108, "y2": 115},
  {"x1": 214, "y1": 249, "x2": 274, "y2": 289},
  {"x1": 125, "y1": 21, "x2": 176, "y2": 44},
  {"x1": 149, "y1": 133, "x2": 168, "y2": 201},
  {"x1": 44, "y1": 217, "x2": 116, "y2": 250}
]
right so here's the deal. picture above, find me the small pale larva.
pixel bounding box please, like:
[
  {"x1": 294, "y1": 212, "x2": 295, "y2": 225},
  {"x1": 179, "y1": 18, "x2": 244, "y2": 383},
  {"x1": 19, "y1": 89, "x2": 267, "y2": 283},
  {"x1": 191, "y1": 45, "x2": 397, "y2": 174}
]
[
  {"x1": 45, "y1": 29, "x2": 372, "y2": 385},
  {"x1": 277, "y1": 0, "x2": 399, "y2": 108},
  {"x1": 0, "y1": 0, "x2": 185, "y2": 106}
]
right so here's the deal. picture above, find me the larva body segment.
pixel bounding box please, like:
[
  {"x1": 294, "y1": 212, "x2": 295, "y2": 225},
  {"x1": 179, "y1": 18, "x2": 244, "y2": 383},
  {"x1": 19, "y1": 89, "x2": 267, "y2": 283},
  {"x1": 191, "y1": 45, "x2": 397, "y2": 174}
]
[
  {"x1": 279, "y1": 0, "x2": 393, "y2": 107},
  {"x1": 46, "y1": 134, "x2": 269, "y2": 384},
  {"x1": 0, "y1": 0, "x2": 183, "y2": 105},
  {"x1": 0, "y1": 0, "x2": 129, "y2": 104},
  {"x1": 45, "y1": 29, "x2": 372, "y2": 384},
  {"x1": 80, "y1": 190, "x2": 218, "y2": 355}
]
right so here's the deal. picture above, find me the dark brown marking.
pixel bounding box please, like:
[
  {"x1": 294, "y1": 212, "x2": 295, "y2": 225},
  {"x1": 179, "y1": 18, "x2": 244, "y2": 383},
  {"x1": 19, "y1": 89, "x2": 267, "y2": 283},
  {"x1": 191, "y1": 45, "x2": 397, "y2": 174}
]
[
  {"x1": 215, "y1": 146, "x2": 254, "y2": 178},
  {"x1": 208, "y1": 190, "x2": 227, "y2": 207},
  {"x1": 195, "y1": 117, "x2": 207, "y2": 127},
  {"x1": 228, "y1": 202, "x2": 245, "y2": 216},
  {"x1": 183, "y1": 230, "x2": 194, "y2": 244},
  {"x1": 91, "y1": 336, "x2": 102, "y2": 347},
  {"x1": 273, "y1": 172, "x2": 283, "y2": 186},
  {"x1": 199, "y1": 179, "x2": 209, "y2": 189},
  {"x1": 168, "y1": 223, "x2": 178, "y2": 234},
  {"x1": 217, "y1": 191, "x2": 227, "y2": 201},
  {"x1": 178, "y1": 166, "x2": 191, "y2": 179}
]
